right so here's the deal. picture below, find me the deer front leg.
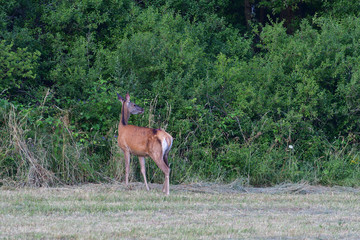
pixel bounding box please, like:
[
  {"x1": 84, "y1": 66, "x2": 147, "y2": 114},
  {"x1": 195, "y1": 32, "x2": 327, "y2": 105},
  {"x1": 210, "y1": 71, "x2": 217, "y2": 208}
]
[
  {"x1": 139, "y1": 157, "x2": 150, "y2": 191},
  {"x1": 123, "y1": 151, "x2": 131, "y2": 187}
]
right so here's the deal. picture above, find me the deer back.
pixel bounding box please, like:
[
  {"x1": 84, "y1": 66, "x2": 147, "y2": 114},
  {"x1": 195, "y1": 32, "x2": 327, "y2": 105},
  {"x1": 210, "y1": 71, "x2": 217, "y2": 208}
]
[{"x1": 118, "y1": 125, "x2": 172, "y2": 157}]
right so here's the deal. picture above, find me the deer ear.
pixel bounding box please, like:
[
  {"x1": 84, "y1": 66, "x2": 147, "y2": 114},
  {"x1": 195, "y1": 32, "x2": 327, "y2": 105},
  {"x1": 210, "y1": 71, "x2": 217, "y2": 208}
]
[
  {"x1": 125, "y1": 93, "x2": 130, "y2": 101},
  {"x1": 117, "y1": 93, "x2": 125, "y2": 102}
]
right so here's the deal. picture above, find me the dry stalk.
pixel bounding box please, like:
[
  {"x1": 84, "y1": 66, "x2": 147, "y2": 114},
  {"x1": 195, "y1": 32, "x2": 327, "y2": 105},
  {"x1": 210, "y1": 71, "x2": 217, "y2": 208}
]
[
  {"x1": 148, "y1": 94, "x2": 158, "y2": 128},
  {"x1": 161, "y1": 100, "x2": 172, "y2": 130},
  {"x1": 8, "y1": 106, "x2": 57, "y2": 187}
]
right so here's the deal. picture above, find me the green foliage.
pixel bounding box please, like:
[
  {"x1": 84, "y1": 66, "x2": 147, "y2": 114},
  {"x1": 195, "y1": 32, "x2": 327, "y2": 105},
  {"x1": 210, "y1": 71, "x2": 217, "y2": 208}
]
[
  {"x1": 0, "y1": 40, "x2": 40, "y2": 95},
  {"x1": 322, "y1": 0, "x2": 360, "y2": 18},
  {"x1": 1, "y1": 0, "x2": 360, "y2": 186}
]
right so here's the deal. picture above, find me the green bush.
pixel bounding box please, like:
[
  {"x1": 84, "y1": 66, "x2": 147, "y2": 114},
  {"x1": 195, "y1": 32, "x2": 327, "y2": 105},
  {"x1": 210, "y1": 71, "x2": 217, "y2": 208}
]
[{"x1": 1, "y1": 1, "x2": 359, "y2": 187}]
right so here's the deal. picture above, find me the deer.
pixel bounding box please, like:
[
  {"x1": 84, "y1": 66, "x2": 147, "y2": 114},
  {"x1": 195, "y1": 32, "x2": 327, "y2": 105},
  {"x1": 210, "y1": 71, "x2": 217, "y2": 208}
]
[{"x1": 117, "y1": 93, "x2": 173, "y2": 195}]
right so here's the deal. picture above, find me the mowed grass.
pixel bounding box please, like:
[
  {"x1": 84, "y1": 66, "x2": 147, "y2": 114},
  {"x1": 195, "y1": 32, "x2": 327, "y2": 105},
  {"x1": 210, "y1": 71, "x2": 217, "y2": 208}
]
[{"x1": 1, "y1": 183, "x2": 360, "y2": 239}]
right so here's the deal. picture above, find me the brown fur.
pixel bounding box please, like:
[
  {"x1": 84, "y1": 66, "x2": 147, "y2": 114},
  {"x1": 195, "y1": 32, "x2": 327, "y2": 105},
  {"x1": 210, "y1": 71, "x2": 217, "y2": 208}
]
[
  {"x1": 118, "y1": 125, "x2": 172, "y2": 158},
  {"x1": 117, "y1": 93, "x2": 173, "y2": 195}
]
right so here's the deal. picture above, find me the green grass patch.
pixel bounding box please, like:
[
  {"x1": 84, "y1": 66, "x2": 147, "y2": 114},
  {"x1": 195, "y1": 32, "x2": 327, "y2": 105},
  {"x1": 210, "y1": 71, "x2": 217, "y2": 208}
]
[{"x1": 1, "y1": 184, "x2": 360, "y2": 239}]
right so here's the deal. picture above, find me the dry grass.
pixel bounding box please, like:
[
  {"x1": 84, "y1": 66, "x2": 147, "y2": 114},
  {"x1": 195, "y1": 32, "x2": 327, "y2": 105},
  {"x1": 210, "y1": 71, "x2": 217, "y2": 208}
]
[
  {"x1": 1, "y1": 183, "x2": 360, "y2": 239},
  {"x1": 5, "y1": 105, "x2": 58, "y2": 187}
]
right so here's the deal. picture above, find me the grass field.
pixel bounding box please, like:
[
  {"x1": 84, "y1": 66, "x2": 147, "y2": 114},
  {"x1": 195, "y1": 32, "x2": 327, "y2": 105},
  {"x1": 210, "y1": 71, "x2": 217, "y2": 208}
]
[{"x1": 1, "y1": 182, "x2": 360, "y2": 239}]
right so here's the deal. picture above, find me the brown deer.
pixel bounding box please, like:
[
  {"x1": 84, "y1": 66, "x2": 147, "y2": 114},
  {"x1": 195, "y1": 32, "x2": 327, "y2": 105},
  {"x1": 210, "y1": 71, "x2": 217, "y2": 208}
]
[{"x1": 117, "y1": 93, "x2": 173, "y2": 195}]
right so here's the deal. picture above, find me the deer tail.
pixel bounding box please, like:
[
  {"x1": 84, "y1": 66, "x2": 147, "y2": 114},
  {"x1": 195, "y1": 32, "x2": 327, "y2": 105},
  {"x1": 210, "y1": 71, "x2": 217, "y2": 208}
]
[{"x1": 161, "y1": 134, "x2": 173, "y2": 168}]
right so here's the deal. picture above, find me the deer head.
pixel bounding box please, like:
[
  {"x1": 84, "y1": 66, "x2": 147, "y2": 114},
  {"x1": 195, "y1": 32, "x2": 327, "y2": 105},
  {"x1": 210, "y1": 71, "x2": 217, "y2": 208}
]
[{"x1": 117, "y1": 93, "x2": 144, "y2": 115}]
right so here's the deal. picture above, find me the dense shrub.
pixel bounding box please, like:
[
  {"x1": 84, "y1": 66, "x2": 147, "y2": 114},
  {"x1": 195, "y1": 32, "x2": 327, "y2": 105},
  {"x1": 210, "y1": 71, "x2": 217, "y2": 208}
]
[{"x1": 0, "y1": 0, "x2": 359, "y2": 186}]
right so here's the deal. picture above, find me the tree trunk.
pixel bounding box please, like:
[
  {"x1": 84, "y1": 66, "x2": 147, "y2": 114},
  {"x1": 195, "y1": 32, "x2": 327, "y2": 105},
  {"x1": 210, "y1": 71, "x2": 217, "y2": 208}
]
[{"x1": 244, "y1": 0, "x2": 252, "y2": 28}]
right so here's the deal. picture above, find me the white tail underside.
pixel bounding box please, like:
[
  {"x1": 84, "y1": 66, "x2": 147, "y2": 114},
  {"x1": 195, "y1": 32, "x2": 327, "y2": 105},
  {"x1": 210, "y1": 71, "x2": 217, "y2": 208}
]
[{"x1": 162, "y1": 138, "x2": 168, "y2": 157}]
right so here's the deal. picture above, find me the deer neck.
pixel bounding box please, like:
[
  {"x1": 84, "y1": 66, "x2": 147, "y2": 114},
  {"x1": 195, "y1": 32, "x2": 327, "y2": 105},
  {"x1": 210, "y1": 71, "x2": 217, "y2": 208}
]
[{"x1": 119, "y1": 104, "x2": 130, "y2": 130}]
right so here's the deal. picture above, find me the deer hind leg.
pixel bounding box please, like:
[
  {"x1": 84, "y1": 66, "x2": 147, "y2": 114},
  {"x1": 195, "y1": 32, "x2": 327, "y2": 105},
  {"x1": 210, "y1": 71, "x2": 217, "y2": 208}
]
[
  {"x1": 162, "y1": 152, "x2": 170, "y2": 194},
  {"x1": 139, "y1": 156, "x2": 150, "y2": 191},
  {"x1": 151, "y1": 153, "x2": 170, "y2": 195},
  {"x1": 159, "y1": 163, "x2": 170, "y2": 195}
]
